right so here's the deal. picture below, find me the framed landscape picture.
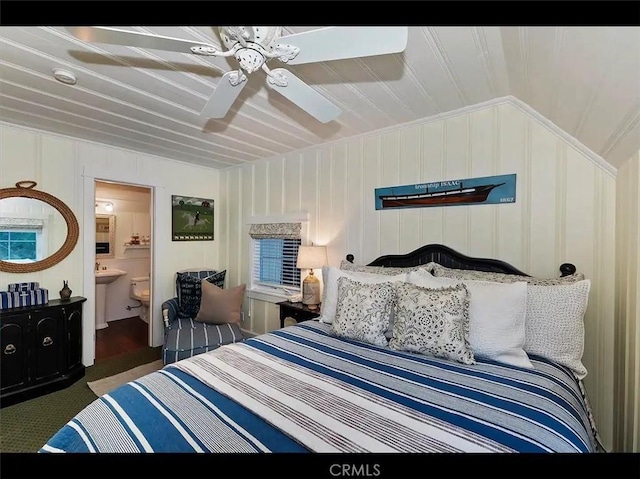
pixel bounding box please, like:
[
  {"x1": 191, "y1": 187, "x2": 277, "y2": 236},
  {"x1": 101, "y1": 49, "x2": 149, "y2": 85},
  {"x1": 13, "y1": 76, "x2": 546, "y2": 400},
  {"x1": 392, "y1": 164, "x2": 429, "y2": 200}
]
[{"x1": 171, "y1": 195, "x2": 214, "y2": 241}]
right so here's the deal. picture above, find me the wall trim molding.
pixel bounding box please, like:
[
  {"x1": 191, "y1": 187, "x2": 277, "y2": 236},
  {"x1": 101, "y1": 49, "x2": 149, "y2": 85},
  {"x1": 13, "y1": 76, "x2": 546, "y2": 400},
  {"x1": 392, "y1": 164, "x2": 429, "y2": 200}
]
[
  {"x1": 507, "y1": 96, "x2": 617, "y2": 178},
  {"x1": 81, "y1": 174, "x2": 161, "y2": 367}
]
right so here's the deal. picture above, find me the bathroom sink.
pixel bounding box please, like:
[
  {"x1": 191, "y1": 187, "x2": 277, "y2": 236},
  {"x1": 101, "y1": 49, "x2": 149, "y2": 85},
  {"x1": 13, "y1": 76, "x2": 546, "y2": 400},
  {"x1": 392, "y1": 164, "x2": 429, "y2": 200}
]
[
  {"x1": 95, "y1": 268, "x2": 127, "y2": 330},
  {"x1": 95, "y1": 268, "x2": 127, "y2": 285}
]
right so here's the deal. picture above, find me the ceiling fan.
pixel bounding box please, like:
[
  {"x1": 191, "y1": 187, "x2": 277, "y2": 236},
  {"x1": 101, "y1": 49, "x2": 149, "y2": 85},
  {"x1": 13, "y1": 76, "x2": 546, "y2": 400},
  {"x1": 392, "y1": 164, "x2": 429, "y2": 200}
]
[{"x1": 66, "y1": 26, "x2": 409, "y2": 124}]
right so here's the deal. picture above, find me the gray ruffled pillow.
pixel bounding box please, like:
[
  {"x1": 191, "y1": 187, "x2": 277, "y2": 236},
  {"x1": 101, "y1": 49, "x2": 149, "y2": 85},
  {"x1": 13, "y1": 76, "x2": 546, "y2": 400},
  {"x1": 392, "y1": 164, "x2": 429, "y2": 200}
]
[
  {"x1": 430, "y1": 263, "x2": 584, "y2": 285},
  {"x1": 339, "y1": 260, "x2": 434, "y2": 276}
]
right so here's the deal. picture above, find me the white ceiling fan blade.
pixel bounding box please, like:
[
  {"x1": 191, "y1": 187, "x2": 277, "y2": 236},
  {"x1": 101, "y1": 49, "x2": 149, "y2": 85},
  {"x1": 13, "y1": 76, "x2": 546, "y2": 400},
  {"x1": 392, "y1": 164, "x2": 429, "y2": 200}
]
[
  {"x1": 66, "y1": 27, "x2": 218, "y2": 54},
  {"x1": 201, "y1": 71, "x2": 248, "y2": 119},
  {"x1": 266, "y1": 68, "x2": 341, "y2": 123},
  {"x1": 279, "y1": 27, "x2": 408, "y2": 65}
]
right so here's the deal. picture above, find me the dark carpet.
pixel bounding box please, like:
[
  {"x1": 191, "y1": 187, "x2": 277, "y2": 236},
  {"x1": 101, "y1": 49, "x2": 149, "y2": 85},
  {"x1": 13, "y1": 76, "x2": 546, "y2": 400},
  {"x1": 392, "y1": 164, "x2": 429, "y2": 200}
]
[{"x1": 0, "y1": 346, "x2": 162, "y2": 453}]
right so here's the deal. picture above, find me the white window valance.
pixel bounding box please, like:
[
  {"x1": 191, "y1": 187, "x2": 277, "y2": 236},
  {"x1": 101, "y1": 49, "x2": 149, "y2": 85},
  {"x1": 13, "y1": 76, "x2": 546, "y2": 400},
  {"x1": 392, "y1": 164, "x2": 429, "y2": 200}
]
[
  {"x1": 249, "y1": 222, "x2": 301, "y2": 239},
  {"x1": 0, "y1": 217, "x2": 44, "y2": 230}
]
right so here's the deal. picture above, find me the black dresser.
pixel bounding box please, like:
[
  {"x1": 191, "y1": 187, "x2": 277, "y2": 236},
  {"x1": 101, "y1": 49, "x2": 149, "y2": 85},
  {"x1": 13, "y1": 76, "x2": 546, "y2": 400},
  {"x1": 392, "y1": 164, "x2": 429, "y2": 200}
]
[{"x1": 0, "y1": 296, "x2": 86, "y2": 407}]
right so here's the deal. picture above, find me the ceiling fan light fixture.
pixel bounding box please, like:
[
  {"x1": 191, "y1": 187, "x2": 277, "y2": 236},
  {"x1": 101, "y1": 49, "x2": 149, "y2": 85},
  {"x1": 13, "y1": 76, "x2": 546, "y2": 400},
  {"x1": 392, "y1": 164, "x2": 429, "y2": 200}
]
[
  {"x1": 67, "y1": 26, "x2": 409, "y2": 124},
  {"x1": 236, "y1": 49, "x2": 266, "y2": 73},
  {"x1": 52, "y1": 68, "x2": 77, "y2": 85}
]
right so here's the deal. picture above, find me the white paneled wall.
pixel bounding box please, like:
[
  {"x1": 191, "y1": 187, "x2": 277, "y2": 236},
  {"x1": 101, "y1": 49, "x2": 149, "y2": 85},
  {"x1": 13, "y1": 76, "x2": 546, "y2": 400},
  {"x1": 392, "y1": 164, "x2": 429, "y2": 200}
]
[
  {"x1": 220, "y1": 101, "x2": 617, "y2": 450},
  {"x1": 615, "y1": 151, "x2": 640, "y2": 452},
  {"x1": 0, "y1": 123, "x2": 221, "y2": 367}
]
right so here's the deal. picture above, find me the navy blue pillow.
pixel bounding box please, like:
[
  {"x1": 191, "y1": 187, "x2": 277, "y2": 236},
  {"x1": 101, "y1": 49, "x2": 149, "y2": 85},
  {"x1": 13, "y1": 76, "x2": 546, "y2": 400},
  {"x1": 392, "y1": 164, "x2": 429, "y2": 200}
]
[
  {"x1": 207, "y1": 270, "x2": 226, "y2": 289},
  {"x1": 176, "y1": 270, "x2": 227, "y2": 318}
]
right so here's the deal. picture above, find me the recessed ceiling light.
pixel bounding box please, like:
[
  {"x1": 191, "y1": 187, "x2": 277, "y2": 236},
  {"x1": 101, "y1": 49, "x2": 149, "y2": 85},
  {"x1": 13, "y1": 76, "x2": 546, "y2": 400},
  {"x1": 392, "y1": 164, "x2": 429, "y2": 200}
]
[{"x1": 52, "y1": 68, "x2": 77, "y2": 85}]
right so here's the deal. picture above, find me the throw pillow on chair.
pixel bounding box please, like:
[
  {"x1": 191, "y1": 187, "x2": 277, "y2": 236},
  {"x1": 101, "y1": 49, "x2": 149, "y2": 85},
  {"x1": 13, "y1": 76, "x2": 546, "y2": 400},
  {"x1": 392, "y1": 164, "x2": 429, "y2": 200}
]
[{"x1": 163, "y1": 269, "x2": 245, "y2": 365}]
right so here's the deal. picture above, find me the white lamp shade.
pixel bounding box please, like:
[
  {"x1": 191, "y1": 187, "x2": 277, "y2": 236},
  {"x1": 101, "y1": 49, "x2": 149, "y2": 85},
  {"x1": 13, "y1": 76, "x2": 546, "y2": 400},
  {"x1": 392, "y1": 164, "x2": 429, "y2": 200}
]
[{"x1": 296, "y1": 245, "x2": 328, "y2": 269}]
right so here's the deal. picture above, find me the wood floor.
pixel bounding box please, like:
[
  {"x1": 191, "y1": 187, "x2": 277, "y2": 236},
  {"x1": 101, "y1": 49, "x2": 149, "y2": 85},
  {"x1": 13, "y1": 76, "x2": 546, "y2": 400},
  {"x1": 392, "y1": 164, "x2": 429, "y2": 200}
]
[{"x1": 95, "y1": 316, "x2": 149, "y2": 361}]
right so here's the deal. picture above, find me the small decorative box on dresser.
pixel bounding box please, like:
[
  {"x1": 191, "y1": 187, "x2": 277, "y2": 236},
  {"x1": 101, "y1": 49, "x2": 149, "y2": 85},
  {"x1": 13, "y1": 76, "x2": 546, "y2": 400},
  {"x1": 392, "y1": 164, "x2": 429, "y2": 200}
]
[
  {"x1": 0, "y1": 296, "x2": 86, "y2": 407},
  {"x1": 277, "y1": 301, "x2": 321, "y2": 329}
]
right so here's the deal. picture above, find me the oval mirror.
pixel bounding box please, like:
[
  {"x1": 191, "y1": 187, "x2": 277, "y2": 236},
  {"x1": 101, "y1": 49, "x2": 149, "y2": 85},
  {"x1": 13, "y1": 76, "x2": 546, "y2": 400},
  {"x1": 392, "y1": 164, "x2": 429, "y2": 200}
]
[{"x1": 0, "y1": 181, "x2": 79, "y2": 273}]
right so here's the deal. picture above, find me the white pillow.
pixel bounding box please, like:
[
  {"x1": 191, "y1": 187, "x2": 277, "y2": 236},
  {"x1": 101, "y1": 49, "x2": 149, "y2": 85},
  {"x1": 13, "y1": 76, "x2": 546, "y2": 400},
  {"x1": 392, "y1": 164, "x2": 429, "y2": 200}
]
[
  {"x1": 525, "y1": 281, "x2": 591, "y2": 379},
  {"x1": 320, "y1": 266, "x2": 407, "y2": 325},
  {"x1": 408, "y1": 269, "x2": 532, "y2": 369}
]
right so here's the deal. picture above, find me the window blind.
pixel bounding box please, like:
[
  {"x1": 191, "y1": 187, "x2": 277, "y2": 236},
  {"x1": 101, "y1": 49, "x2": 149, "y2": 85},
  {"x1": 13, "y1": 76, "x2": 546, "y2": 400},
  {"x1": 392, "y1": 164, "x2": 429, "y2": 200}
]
[
  {"x1": 248, "y1": 220, "x2": 303, "y2": 293},
  {"x1": 251, "y1": 238, "x2": 301, "y2": 290}
]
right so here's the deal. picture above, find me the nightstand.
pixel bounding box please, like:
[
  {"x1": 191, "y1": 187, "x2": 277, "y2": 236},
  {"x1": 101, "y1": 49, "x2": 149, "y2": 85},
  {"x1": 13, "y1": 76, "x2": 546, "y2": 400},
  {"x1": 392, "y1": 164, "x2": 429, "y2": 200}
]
[{"x1": 277, "y1": 301, "x2": 321, "y2": 328}]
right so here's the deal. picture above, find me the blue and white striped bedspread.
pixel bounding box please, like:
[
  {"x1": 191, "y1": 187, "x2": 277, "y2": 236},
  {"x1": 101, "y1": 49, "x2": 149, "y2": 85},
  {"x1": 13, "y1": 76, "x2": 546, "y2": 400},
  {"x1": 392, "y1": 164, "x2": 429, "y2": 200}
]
[{"x1": 40, "y1": 321, "x2": 599, "y2": 453}]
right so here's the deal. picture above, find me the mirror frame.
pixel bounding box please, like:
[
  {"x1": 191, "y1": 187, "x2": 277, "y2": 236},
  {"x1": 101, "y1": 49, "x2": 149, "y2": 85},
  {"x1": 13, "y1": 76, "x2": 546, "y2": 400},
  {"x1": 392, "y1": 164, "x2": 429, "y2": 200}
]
[
  {"x1": 95, "y1": 213, "x2": 115, "y2": 259},
  {"x1": 0, "y1": 181, "x2": 80, "y2": 273}
]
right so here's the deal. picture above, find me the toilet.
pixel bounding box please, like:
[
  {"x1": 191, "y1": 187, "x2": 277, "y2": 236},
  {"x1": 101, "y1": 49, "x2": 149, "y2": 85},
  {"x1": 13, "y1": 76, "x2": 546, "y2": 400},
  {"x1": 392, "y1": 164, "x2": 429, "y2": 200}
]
[{"x1": 130, "y1": 276, "x2": 150, "y2": 323}]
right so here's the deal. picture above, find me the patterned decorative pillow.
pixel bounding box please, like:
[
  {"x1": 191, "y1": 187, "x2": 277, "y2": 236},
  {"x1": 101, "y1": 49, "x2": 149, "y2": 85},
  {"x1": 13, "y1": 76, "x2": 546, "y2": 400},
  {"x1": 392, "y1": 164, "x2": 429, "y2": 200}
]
[
  {"x1": 339, "y1": 260, "x2": 435, "y2": 276},
  {"x1": 176, "y1": 273, "x2": 203, "y2": 318},
  {"x1": 176, "y1": 270, "x2": 227, "y2": 318},
  {"x1": 320, "y1": 266, "x2": 407, "y2": 327},
  {"x1": 430, "y1": 263, "x2": 585, "y2": 285},
  {"x1": 525, "y1": 281, "x2": 591, "y2": 379},
  {"x1": 389, "y1": 282, "x2": 475, "y2": 365},
  {"x1": 330, "y1": 277, "x2": 395, "y2": 347},
  {"x1": 206, "y1": 270, "x2": 226, "y2": 289},
  {"x1": 408, "y1": 269, "x2": 532, "y2": 368}
]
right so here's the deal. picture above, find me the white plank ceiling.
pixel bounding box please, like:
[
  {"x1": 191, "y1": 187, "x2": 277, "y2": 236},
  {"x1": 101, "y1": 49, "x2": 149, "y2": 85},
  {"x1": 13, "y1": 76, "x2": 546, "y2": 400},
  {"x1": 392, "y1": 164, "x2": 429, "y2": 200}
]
[{"x1": 0, "y1": 26, "x2": 638, "y2": 170}]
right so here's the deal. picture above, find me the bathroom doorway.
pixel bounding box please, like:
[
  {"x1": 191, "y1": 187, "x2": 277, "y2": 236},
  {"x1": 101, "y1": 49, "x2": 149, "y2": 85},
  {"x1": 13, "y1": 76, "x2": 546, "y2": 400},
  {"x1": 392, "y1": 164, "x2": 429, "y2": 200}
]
[{"x1": 94, "y1": 180, "x2": 153, "y2": 361}]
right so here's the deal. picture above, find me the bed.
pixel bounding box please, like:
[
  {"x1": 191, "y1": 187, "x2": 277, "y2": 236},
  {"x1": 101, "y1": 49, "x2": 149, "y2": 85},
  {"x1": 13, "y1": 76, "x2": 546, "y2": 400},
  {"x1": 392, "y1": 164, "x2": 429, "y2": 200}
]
[{"x1": 39, "y1": 244, "x2": 603, "y2": 454}]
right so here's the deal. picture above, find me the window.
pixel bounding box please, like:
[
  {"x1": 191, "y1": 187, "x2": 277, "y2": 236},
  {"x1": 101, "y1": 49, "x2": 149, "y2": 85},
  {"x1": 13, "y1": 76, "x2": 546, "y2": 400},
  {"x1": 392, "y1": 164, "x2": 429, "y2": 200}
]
[
  {"x1": 0, "y1": 230, "x2": 38, "y2": 261},
  {"x1": 0, "y1": 217, "x2": 46, "y2": 263},
  {"x1": 248, "y1": 221, "x2": 303, "y2": 297},
  {"x1": 252, "y1": 238, "x2": 301, "y2": 289}
]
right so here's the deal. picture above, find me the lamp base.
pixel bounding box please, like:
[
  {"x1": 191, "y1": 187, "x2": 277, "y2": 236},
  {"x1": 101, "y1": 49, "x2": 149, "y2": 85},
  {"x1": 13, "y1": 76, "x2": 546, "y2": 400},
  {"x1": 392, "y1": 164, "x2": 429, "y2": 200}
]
[{"x1": 302, "y1": 270, "x2": 320, "y2": 310}]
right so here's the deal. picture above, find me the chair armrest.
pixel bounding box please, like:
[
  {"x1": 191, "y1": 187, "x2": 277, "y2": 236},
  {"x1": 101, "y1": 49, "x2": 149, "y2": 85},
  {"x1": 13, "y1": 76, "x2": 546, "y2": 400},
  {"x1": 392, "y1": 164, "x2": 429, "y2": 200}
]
[{"x1": 162, "y1": 298, "x2": 179, "y2": 329}]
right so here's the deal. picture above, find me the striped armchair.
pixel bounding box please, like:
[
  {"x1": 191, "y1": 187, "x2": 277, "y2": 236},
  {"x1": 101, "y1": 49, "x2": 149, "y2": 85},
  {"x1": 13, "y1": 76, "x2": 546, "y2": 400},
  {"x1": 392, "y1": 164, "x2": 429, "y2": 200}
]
[{"x1": 161, "y1": 269, "x2": 244, "y2": 365}]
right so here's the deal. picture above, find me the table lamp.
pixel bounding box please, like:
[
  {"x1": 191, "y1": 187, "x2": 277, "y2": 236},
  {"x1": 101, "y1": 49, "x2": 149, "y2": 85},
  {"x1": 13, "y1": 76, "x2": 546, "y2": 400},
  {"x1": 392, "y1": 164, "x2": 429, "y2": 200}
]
[{"x1": 296, "y1": 245, "x2": 327, "y2": 310}]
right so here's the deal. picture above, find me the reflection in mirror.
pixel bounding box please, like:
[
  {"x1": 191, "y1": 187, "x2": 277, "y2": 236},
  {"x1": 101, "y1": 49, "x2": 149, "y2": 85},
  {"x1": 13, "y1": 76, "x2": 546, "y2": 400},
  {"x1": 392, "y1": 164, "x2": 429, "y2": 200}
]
[
  {"x1": 96, "y1": 214, "x2": 115, "y2": 258},
  {"x1": 0, "y1": 197, "x2": 66, "y2": 263}
]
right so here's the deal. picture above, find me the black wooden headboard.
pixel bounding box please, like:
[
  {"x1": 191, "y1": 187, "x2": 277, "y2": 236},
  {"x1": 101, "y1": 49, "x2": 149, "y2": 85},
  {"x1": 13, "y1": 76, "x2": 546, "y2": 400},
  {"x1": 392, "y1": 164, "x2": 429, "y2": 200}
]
[{"x1": 346, "y1": 244, "x2": 576, "y2": 277}]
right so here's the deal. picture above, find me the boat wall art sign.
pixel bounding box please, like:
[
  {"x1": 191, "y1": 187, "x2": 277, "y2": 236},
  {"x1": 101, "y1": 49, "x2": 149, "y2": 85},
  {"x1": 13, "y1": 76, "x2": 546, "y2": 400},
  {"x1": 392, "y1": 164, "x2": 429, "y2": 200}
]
[{"x1": 375, "y1": 173, "x2": 517, "y2": 210}]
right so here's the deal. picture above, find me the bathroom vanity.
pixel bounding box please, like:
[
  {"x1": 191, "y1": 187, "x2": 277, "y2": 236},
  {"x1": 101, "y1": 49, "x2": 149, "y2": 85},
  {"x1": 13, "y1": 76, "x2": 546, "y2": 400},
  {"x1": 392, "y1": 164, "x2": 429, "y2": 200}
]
[{"x1": 0, "y1": 297, "x2": 86, "y2": 407}]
